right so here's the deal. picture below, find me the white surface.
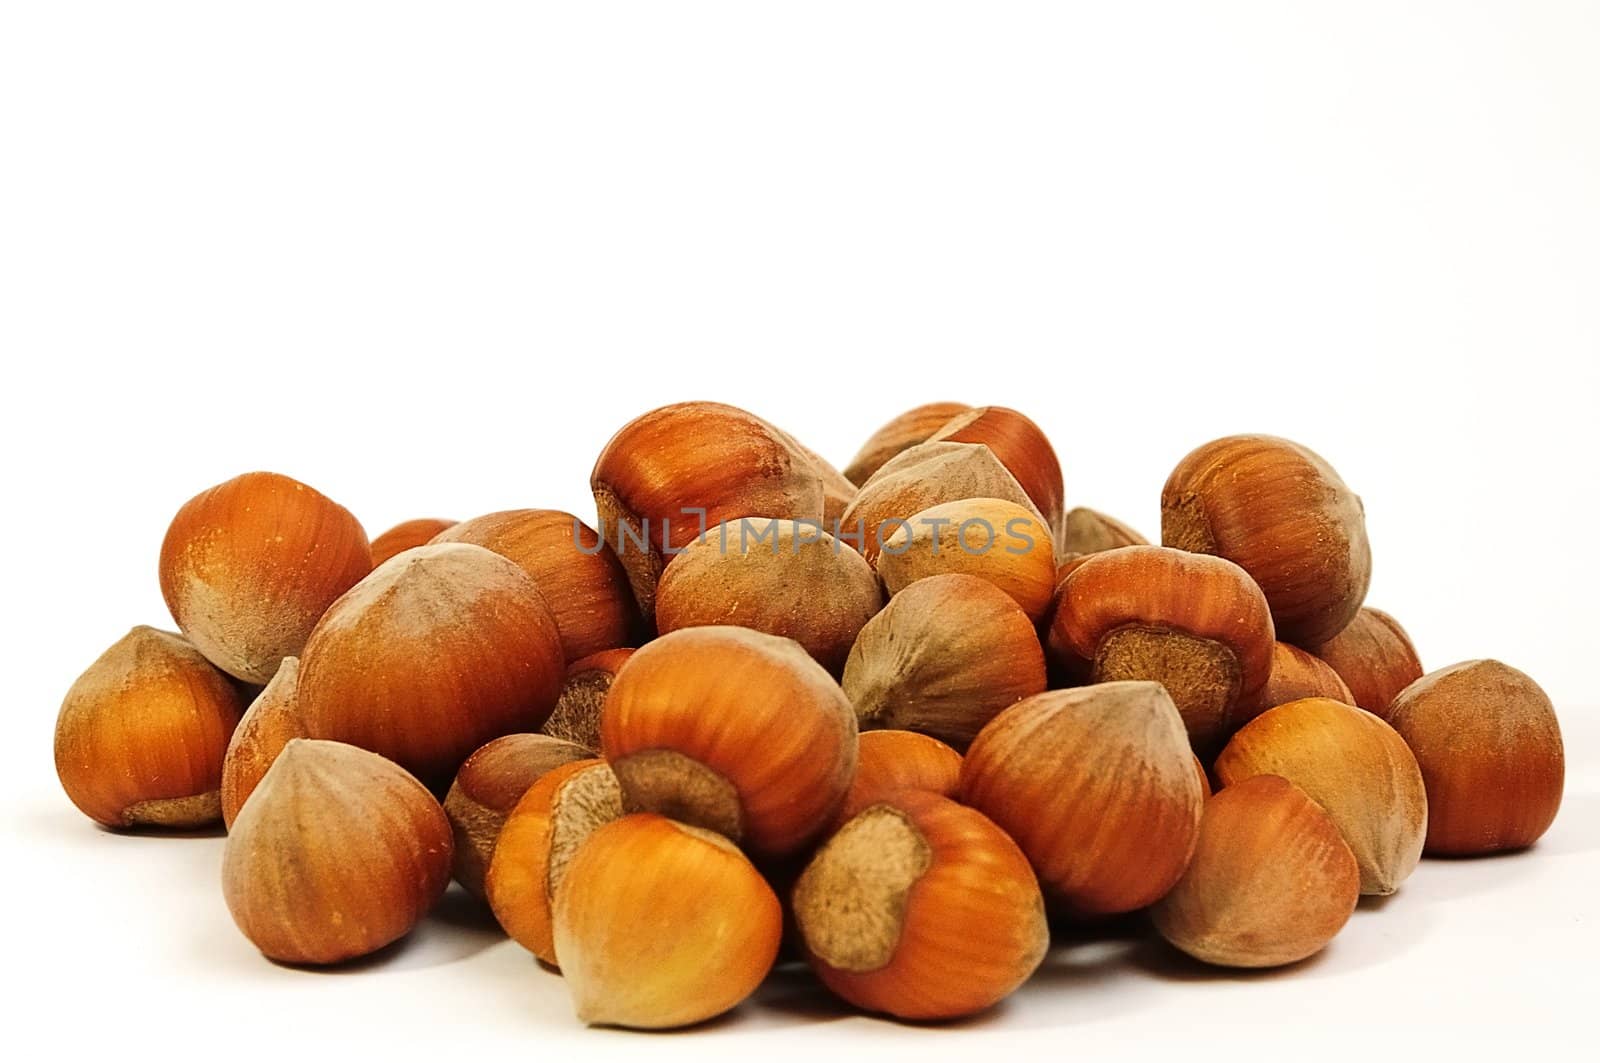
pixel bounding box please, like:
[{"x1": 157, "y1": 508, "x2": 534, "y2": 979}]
[{"x1": 3, "y1": 2, "x2": 1597, "y2": 1059}]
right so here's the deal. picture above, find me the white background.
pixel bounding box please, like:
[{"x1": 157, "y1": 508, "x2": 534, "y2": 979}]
[{"x1": 3, "y1": 3, "x2": 1596, "y2": 1060}]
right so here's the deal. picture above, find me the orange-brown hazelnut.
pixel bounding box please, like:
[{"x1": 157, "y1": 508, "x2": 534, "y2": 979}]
[
  {"x1": 1235, "y1": 641, "x2": 1355, "y2": 730},
  {"x1": 485, "y1": 759, "x2": 623, "y2": 962},
  {"x1": 55, "y1": 626, "x2": 244, "y2": 828},
  {"x1": 220, "y1": 656, "x2": 306, "y2": 829},
  {"x1": 159, "y1": 471, "x2": 372, "y2": 683},
  {"x1": 794, "y1": 790, "x2": 1048, "y2": 1020},
  {"x1": 590, "y1": 402, "x2": 828, "y2": 622},
  {"x1": 432, "y1": 509, "x2": 640, "y2": 664},
  {"x1": 1151, "y1": 774, "x2": 1360, "y2": 968},
  {"x1": 1048, "y1": 545, "x2": 1275, "y2": 750},
  {"x1": 298, "y1": 543, "x2": 565, "y2": 788},
  {"x1": 843, "y1": 573, "x2": 1047, "y2": 748},
  {"x1": 840, "y1": 441, "x2": 1045, "y2": 565},
  {"x1": 960, "y1": 682, "x2": 1203, "y2": 917},
  {"x1": 1308, "y1": 607, "x2": 1424, "y2": 719},
  {"x1": 655, "y1": 518, "x2": 883, "y2": 674},
  {"x1": 843, "y1": 402, "x2": 972, "y2": 486},
  {"x1": 553, "y1": 814, "x2": 782, "y2": 1029},
  {"x1": 221, "y1": 739, "x2": 452, "y2": 965},
  {"x1": 600, "y1": 627, "x2": 857, "y2": 857},
  {"x1": 1162, "y1": 435, "x2": 1370, "y2": 646},
  {"x1": 1388, "y1": 661, "x2": 1563, "y2": 855},
  {"x1": 876, "y1": 498, "x2": 1056, "y2": 622},
  {"x1": 443, "y1": 733, "x2": 594, "y2": 898},
  {"x1": 370, "y1": 518, "x2": 456, "y2": 566},
  {"x1": 834, "y1": 729, "x2": 963, "y2": 828},
  {"x1": 541, "y1": 648, "x2": 634, "y2": 751},
  {"x1": 1217, "y1": 697, "x2": 1427, "y2": 895},
  {"x1": 927, "y1": 406, "x2": 1064, "y2": 539}
]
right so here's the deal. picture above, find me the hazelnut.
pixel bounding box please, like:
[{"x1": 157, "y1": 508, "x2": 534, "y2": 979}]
[
  {"x1": 655, "y1": 517, "x2": 883, "y2": 674},
  {"x1": 834, "y1": 729, "x2": 964, "y2": 828},
  {"x1": 541, "y1": 648, "x2": 633, "y2": 751},
  {"x1": 1235, "y1": 641, "x2": 1355, "y2": 730},
  {"x1": 843, "y1": 401, "x2": 971, "y2": 486},
  {"x1": 926, "y1": 406, "x2": 1065, "y2": 539},
  {"x1": 1059, "y1": 506, "x2": 1148, "y2": 556},
  {"x1": 600, "y1": 626, "x2": 856, "y2": 857},
  {"x1": 370, "y1": 518, "x2": 456, "y2": 566},
  {"x1": 840, "y1": 441, "x2": 1046, "y2": 564},
  {"x1": 1216, "y1": 697, "x2": 1427, "y2": 895},
  {"x1": 297, "y1": 543, "x2": 565, "y2": 788},
  {"x1": 876, "y1": 498, "x2": 1057, "y2": 622},
  {"x1": 1151, "y1": 774, "x2": 1360, "y2": 968},
  {"x1": 431, "y1": 509, "x2": 640, "y2": 663},
  {"x1": 773, "y1": 428, "x2": 860, "y2": 527},
  {"x1": 843, "y1": 573, "x2": 1047, "y2": 748},
  {"x1": 1308, "y1": 606, "x2": 1424, "y2": 718},
  {"x1": 553, "y1": 813, "x2": 782, "y2": 1029},
  {"x1": 1161, "y1": 435, "x2": 1371, "y2": 646},
  {"x1": 443, "y1": 734, "x2": 594, "y2": 898},
  {"x1": 1047, "y1": 545, "x2": 1275, "y2": 750},
  {"x1": 55, "y1": 626, "x2": 244, "y2": 828},
  {"x1": 485, "y1": 759, "x2": 623, "y2": 963},
  {"x1": 219, "y1": 656, "x2": 306, "y2": 829},
  {"x1": 159, "y1": 471, "x2": 372, "y2": 683},
  {"x1": 222, "y1": 739, "x2": 451, "y2": 965},
  {"x1": 960, "y1": 681, "x2": 1203, "y2": 917},
  {"x1": 590, "y1": 402, "x2": 827, "y2": 621},
  {"x1": 1387, "y1": 661, "x2": 1563, "y2": 855},
  {"x1": 794, "y1": 790, "x2": 1048, "y2": 1020}
]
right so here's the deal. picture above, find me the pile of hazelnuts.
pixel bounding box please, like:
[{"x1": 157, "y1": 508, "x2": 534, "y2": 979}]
[{"x1": 53, "y1": 401, "x2": 1565, "y2": 1029}]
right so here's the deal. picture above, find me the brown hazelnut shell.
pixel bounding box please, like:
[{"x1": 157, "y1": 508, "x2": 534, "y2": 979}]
[
  {"x1": 877, "y1": 498, "x2": 1057, "y2": 622},
  {"x1": 370, "y1": 518, "x2": 456, "y2": 566},
  {"x1": 1216, "y1": 697, "x2": 1427, "y2": 895},
  {"x1": 541, "y1": 648, "x2": 634, "y2": 751},
  {"x1": 1162, "y1": 435, "x2": 1370, "y2": 646},
  {"x1": 927, "y1": 406, "x2": 1064, "y2": 539},
  {"x1": 297, "y1": 543, "x2": 566, "y2": 789},
  {"x1": 843, "y1": 402, "x2": 972, "y2": 486},
  {"x1": 159, "y1": 471, "x2": 372, "y2": 683},
  {"x1": 960, "y1": 681, "x2": 1204, "y2": 917},
  {"x1": 220, "y1": 656, "x2": 306, "y2": 829},
  {"x1": 1309, "y1": 607, "x2": 1424, "y2": 719},
  {"x1": 1388, "y1": 660, "x2": 1563, "y2": 855},
  {"x1": 55, "y1": 626, "x2": 244, "y2": 829}
]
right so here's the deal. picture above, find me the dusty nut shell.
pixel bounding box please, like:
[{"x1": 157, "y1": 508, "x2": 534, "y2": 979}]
[
  {"x1": 443, "y1": 734, "x2": 594, "y2": 898},
  {"x1": 432, "y1": 509, "x2": 639, "y2": 663},
  {"x1": 1162, "y1": 435, "x2": 1370, "y2": 646},
  {"x1": 843, "y1": 402, "x2": 972, "y2": 486},
  {"x1": 877, "y1": 498, "x2": 1056, "y2": 622},
  {"x1": 960, "y1": 682, "x2": 1203, "y2": 917},
  {"x1": 926, "y1": 406, "x2": 1064, "y2": 539},
  {"x1": 369, "y1": 518, "x2": 456, "y2": 566},
  {"x1": 841, "y1": 441, "x2": 1046, "y2": 564},
  {"x1": 1151, "y1": 774, "x2": 1360, "y2": 968},
  {"x1": 834, "y1": 730, "x2": 964, "y2": 828},
  {"x1": 553, "y1": 813, "x2": 782, "y2": 1029},
  {"x1": 55, "y1": 626, "x2": 244, "y2": 829},
  {"x1": 590, "y1": 402, "x2": 827, "y2": 622},
  {"x1": 297, "y1": 543, "x2": 566, "y2": 788},
  {"x1": 1048, "y1": 546, "x2": 1275, "y2": 750},
  {"x1": 221, "y1": 739, "x2": 452, "y2": 965},
  {"x1": 1216, "y1": 697, "x2": 1427, "y2": 895},
  {"x1": 655, "y1": 518, "x2": 883, "y2": 674},
  {"x1": 600, "y1": 626, "x2": 857, "y2": 857},
  {"x1": 1059, "y1": 507, "x2": 1148, "y2": 556},
  {"x1": 220, "y1": 656, "x2": 306, "y2": 829},
  {"x1": 844, "y1": 573, "x2": 1047, "y2": 748},
  {"x1": 485, "y1": 759, "x2": 623, "y2": 963},
  {"x1": 158, "y1": 471, "x2": 372, "y2": 683},
  {"x1": 1309, "y1": 607, "x2": 1423, "y2": 718},
  {"x1": 794, "y1": 790, "x2": 1048, "y2": 1020},
  {"x1": 1235, "y1": 641, "x2": 1355, "y2": 730},
  {"x1": 541, "y1": 649, "x2": 633, "y2": 751},
  {"x1": 1388, "y1": 660, "x2": 1564, "y2": 855}
]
